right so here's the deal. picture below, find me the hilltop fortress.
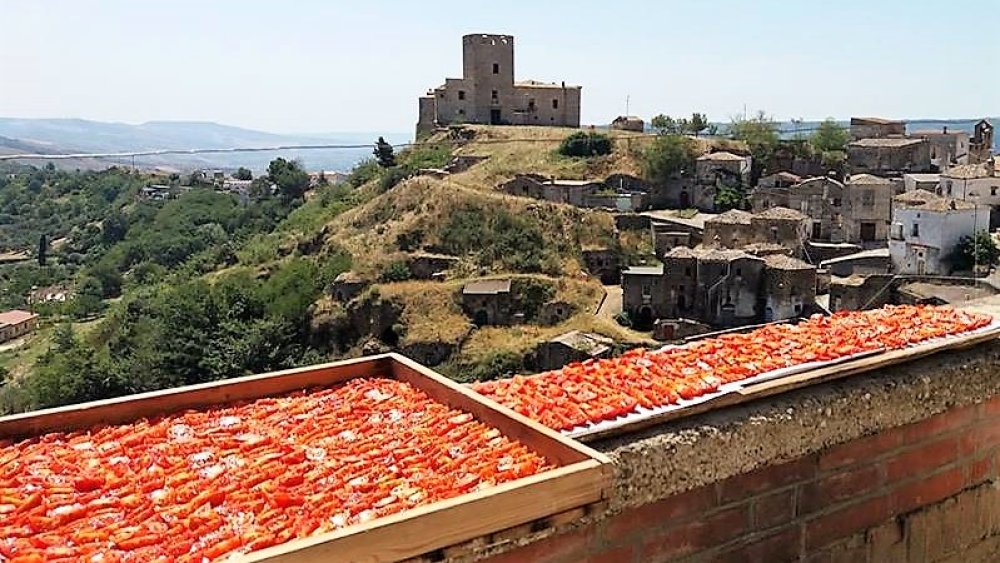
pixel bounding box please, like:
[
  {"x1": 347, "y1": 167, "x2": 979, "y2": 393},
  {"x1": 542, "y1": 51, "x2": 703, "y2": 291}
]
[{"x1": 416, "y1": 34, "x2": 581, "y2": 137}]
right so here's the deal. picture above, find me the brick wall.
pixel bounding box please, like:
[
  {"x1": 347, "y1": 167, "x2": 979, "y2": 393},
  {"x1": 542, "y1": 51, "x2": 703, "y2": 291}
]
[{"x1": 481, "y1": 395, "x2": 1000, "y2": 563}]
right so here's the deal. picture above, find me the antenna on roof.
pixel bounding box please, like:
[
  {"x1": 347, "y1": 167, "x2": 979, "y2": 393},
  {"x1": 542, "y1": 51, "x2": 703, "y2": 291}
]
[{"x1": 625, "y1": 94, "x2": 630, "y2": 117}]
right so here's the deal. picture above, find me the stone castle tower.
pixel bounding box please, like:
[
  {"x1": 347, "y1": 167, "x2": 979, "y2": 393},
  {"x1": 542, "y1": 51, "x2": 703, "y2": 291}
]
[{"x1": 416, "y1": 34, "x2": 581, "y2": 138}]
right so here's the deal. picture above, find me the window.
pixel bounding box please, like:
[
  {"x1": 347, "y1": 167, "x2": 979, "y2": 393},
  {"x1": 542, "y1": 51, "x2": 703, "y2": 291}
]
[
  {"x1": 492, "y1": 63, "x2": 499, "y2": 74},
  {"x1": 832, "y1": 198, "x2": 842, "y2": 207},
  {"x1": 458, "y1": 90, "x2": 466, "y2": 100},
  {"x1": 946, "y1": 181, "x2": 953, "y2": 195},
  {"x1": 458, "y1": 109, "x2": 465, "y2": 115},
  {"x1": 735, "y1": 267, "x2": 742, "y2": 277},
  {"x1": 552, "y1": 99, "x2": 559, "y2": 109},
  {"x1": 992, "y1": 187, "x2": 998, "y2": 197},
  {"x1": 684, "y1": 267, "x2": 692, "y2": 276},
  {"x1": 771, "y1": 226, "x2": 779, "y2": 241},
  {"x1": 641, "y1": 283, "x2": 651, "y2": 297},
  {"x1": 528, "y1": 99, "x2": 536, "y2": 111},
  {"x1": 862, "y1": 190, "x2": 875, "y2": 207},
  {"x1": 491, "y1": 90, "x2": 498, "y2": 100},
  {"x1": 911, "y1": 222, "x2": 919, "y2": 237}
]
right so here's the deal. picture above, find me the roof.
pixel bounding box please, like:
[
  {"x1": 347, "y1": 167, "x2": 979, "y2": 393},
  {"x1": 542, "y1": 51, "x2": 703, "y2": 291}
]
[
  {"x1": 665, "y1": 247, "x2": 698, "y2": 259},
  {"x1": 643, "y1": 210, "x2": 714, "y2": 230},
  {"x1": 549, "y1": 330, "x2": 614, "y2": 355},
  {"x1": 697, "y1": 151, "x2": 747, "y2": 162},
  {"x1": 941, "y1": 164, "x2": 993, "y2": 180},
  {"x1": 820, "y1": 247, "x2": 890, "y2": 267},
  {"x1": 688, "y1": 247, "x2": 755, "y2": 262},
  {"x1": 754, "y1": 206, "x2": 808, "y2": 221},
  {"x1": 761, "y1": 171, "x2": 802, "y2": 183},
  {"x1": 623, "y1": 265, "x2": 664, "y2": 276},
  {"x1": 918, "y1": 198, "x2": 977, "y2": 212},
  {"x1": 911, "y1": 129, "x2": 967, "y2": 137},
  {"x1": 612, "y1": 116, "x2": 643, "y2": 122},
  {"x1": 895, "y1": 189, "x2": 940, "y2": 204},
  {"x1": 904, "y1": 173, "x2": 941, "y2": 183},
  {"x1": 849, "y1": 138, "x2": 925, "y2": 148},
  {"x1": 462, "y1": 279, "x2": 512, "y2": 295},
  {"x1": 0, "y1": 310, "x2": 38, "y2": 326},
  {"x1": 514, "y1": 80, "x2": 580, "y2": 89},
  {"x1": 847, "y1": 174, "x2": 893, "y2": 185},
  {"x1": 550, "y1": 179, "x2": 600, "y2": 187},
  {"x1": 763, "y1": 254, "x2": 814, "y2": 270},
  {"x1": 707, "y1": 209, "x2": 753, "y2": 225}
]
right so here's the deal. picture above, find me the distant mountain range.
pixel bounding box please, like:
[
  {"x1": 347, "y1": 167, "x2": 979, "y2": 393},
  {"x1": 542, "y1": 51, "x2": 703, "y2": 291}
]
[{"x1": 0, "y1": 118, "x2": 409, "y2": 172}]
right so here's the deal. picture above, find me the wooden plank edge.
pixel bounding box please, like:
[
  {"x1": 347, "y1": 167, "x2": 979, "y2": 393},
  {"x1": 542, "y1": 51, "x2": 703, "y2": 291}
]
[
  {"x1": 241, "y1": 460, "x2": 606, "y2": 563},
  {"x1": 388, "y1": 353, "x2": 613, "y2": 467}
]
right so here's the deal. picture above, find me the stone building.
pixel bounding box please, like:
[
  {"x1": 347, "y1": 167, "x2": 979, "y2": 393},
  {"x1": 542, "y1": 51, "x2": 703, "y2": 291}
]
[
  {"x1": 903, "y1": 173, "x2": 941, "y2": 193},
  {"x1": 461, "y1": 278, "x2": 513, "y2": 326},
  {"x1": 847, "y1": 138, "x2": 932, "y2": 176},
  {"x1": 610, "y1": 116, "x2": 644, "y2": 132},
  {"x1": 969, "y1": 119, "x2": 994, "y2": 164},
  {"x1": 911, "y1": 127, "x2": 970, "y2": 169},
  {"x1": 0, "y1": 310, "x2": 38, "y2": 343},
  {"x1": 416, "y1": 34, "x2": 581, "y2": 137},
  {"x1": 758, "y1": 171, "x2": 801, "y2": 189},
  {"x1": 752, "y1": 176, "x2": 847, "y2": 241},
  {"x1": 702, "y1": 208, "x2": 809, "y2": 258},
  {"x1": 843, "y1": 174, "x2": 894, "y2": 244},
  {"x1": 849, "y1": 117, "x2": 906, "y2": 140},
  {"x1": 534, "y1": 330, "x2": 614, "y2": 371},
  {"x1": 695, "y1": 151, "x2": 751, "y2": 187},
  {"x1": 762, "y1": 254, "x2": 817, "y2": 321},
  {"x1": 889, "y1": 191, "x2": 988, "y2": 275},
  {"x1": 582, "y1": 248, "x2": 621, "y2": 284},
  {"x1": 331, "y1": 272, "x2": 369, "y2": 303},
  {"x1": 703, "y1": 209, "x2": 753, "y2": 248},
  {"x1": 499, "y1": 174, "x2": 601, "y2": 206},
  {"x1": 622, "y1": 247, "x2": 817, "y2": 328},
  {"x1": 939, "y1": 163, "x2": 1000, "y2": 207}
]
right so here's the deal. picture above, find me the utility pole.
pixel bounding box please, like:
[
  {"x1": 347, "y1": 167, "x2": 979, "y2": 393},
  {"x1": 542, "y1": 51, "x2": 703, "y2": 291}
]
[{"x1": 625, "y1": 95, "x2": 630, "y2": 117}]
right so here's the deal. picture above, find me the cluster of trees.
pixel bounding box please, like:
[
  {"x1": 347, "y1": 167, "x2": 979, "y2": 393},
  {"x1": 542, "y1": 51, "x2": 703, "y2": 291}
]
[
  {"x1": 650, "y1": 113, "x2": 714, "y2": 136},
  {"x1": 954, "y1": 231, "x2": 1000, "y2": 272},
  {"x1": 19, "y1": 255, "x2": 350, "y2": 411}
]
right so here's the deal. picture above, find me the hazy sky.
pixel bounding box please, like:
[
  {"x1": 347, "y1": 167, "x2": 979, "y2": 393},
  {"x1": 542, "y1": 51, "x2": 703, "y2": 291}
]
[{"x1": 1, "y1": 0, "x2": 995, "y2": 135}]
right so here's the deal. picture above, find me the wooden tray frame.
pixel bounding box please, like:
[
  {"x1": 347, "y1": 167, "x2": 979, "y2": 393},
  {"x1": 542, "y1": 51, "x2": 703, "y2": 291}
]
[
  {"x1": 0, "y1": 353, "x2": 611, "y2": 563},
  {"x1": 572, "y1": 327, "x2": 1000, "y2": 443}
]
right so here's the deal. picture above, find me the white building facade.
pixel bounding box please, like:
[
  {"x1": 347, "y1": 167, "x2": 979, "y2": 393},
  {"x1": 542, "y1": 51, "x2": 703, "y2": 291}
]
[{"x1": 889, "y1": 192, "x2": 988, "y2": 275}]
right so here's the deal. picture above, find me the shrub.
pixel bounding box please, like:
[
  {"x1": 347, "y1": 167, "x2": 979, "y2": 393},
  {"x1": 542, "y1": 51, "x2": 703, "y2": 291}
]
[
  {"x1": 346, "y1": 159, "x2": 381, "y2": 188},
  {"x1": 467, "y1": 350, "x2": 525, "y2": 381},
  {"x1": 378, "y1": 166, "x2": 413, "y2": 192},
  {"x1": 558, "y1": 132, "x2": 613, "y2": 157},
  {"x1": 380, "y1": 260, "x2": 413, "y2": 282}
]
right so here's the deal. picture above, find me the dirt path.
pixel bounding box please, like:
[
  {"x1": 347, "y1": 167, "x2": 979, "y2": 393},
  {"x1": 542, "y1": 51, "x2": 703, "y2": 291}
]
[{"x1": 597, "y1": 284, "x2": 623, "y2": 319}]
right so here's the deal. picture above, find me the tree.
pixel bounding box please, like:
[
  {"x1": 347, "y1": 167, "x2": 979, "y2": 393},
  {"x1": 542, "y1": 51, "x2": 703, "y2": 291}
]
[
  {"x1": 688, "y1": 113, "x2": 709, "y2": 136},
  {"x1": 267, "y1": 157, "x2": 310, "y2": 202},
  {"x1": 102, "y1": 211, "x2": 129, "y2": 245},
  {"x1": 810, "y1": 118, "x2": 850, "y2": 153},
  {"x1": 954, "y1": 231, "x2": 1000, "y2": 271},
  {"x1": 729, "y1": 111, "x2": 780, "y2": 180},
  {"x1": 650, "y1": 114, "x2": 682, "y2": 135},
  {"x1": 557, "y1": 132, "x2": 613, "y2": 157},
  {"x1": 37, "y1": 234, "x2": 48, "y2": 267},
  {"x1": 643, "y1": 135, "x2": 699, "y2": 185},
  {"x1": 234, "y1": 167, "x2": 253, "y2": 181},
  {"x1": 374, "y1": 137, "x2": 396, "y2": 168}
]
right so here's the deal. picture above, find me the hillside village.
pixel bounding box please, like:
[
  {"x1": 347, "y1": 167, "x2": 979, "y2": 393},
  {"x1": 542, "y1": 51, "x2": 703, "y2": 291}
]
[{"x1": 2, "y1": 32, "x2": 999, "y2": 392}]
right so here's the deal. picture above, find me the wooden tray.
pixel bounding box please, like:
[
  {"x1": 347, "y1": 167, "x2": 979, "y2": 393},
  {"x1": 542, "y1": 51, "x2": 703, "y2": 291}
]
[
  {"x1": 569, "y1": 324, "x2": 1000, "y2": 443},
  {"x1": 0, "y1": 353, "x2": 611, "y2": 563}
]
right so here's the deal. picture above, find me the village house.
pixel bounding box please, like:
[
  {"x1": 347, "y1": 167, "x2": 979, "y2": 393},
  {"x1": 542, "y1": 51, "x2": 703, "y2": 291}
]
[
  {"x1": 849, "y1": 117, "x2": 906, "y2": 140},
  {"x1": 534, "y1": 330, "x2": 615, "y2": 371},
  {"x1": 461, "y1": 278, "x2": 513, "y2": 326},
  {"x1": 582, "y1": 248, "x2": 621, "y2": 284},
  {"x1": 903, "y1": 173, "x2": 941, "y2": 193},
  {"x1": 702, "y1": 208, "x2": 809, "y2": 258},
  {"x1": 842, "y1": 174, "x2": 895, "y2": 245},
  {"x1": 758, "y1": 171, "x2": 801, "y2": 189},
  {"x1": 138, "y1": 184, "x2": 174, "y2": 201},
  {"x1": 969, "y1": 119, "x2": 995, "y2": 164},
  {"x1": 330, "y1": 271, "x2": 369, "y2": 303},
  {"x1": 0, "y1": 310, "x2": 39, "y2": 343},
  {"x1": 847, "y1": 137, "x2": 932, "y2": 176},
  {"x1": 911, "y1": 127, "x2": 970, "y2": 169},
  {"x1": 416, "y1": 34, "x2": 581, "y2": 137},
  {"x1": 889, "y1": 190, "x2": 989, "y2": 275},
  {"x1": 623, "y1": 247, "x2": 817, "y2": 328},
  {"x1": 610, "y1": 116, "x2": 644, "y2": 132},
  {"x1": 937, "y1": 161, "x2": 1000, "y2": 228},
  {"x1": 27, "y1": 284, "x2": 74, "y2": 304},
  {"x1": 695, "y1": 151, "x2": 751, "y2": 188},
  {"x1": 499, "y1": 173, "x2": 648, "y2": 211},
  {"x1": 753, "y1": 176, "x2": 846, "y2": 241}
]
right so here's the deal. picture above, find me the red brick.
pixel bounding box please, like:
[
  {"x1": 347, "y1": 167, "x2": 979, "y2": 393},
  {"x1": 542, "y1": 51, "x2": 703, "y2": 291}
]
[
  {"x1": 484, "y1": 527, "x2": 593, "y2": 563},
  {"x1": 819, "y1": 431, "x2": 903, "y2": 471},
  {"x1": 892, "y1": 466, "x2": 966, "y2": 515},
  {"x1": 900, "y1": 405, "x2": 977, "y2": 443},
  {"x1": 718, "y1": 456, "x2": 817, "y2": 503},
  {"x1": 805, "y1": 495, "x2": 893, "y2": 550},
  {"x1": 711, "y1": 526, "x2": 801, "y2": 563},
  {"x1": 886, "y1": 436, "x2": 959, "y2": 482},
  {"x1": 754, "y1": 489, "x2": 795, "y2": 530},
  {"x1": 799, "y1": 464, "x2": 881, "y2": 515},
  {"x1": 969, "y1": 453, "x2": 994, "y2": 486},
  {"x1": 641, "y1": 506, "x2": 750, "y2": 560},
  {"x1": 604, "y1": 485, "x2": 716, "y2": 542},
  {"x1": 584, "y1": 545, "x2": 634, "y2": 563}
]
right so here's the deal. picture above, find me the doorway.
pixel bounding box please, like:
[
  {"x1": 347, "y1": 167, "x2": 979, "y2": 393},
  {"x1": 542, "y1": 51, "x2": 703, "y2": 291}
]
[
  {"x1": 860, "y1": 222, "x2": 876, "y2": 242},
  {"x1": 811, "y1": 222, "x2": 822, "y2": 239},
  {"x1": 490, "y1": 109, "x2": 501, "y2": 125},
  {"x1": 679, "y1": 190, "x2": 690, "y2": 208}
]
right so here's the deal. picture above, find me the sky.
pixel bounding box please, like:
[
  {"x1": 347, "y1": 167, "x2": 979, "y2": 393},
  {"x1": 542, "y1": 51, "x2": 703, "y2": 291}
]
[{"x1": 0, "y1": 0, "x2": 996, "y2": 135}]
